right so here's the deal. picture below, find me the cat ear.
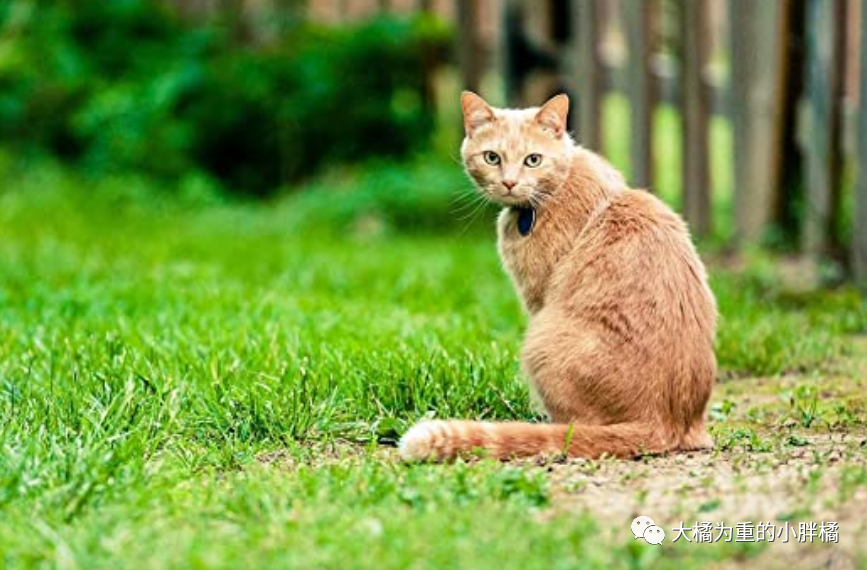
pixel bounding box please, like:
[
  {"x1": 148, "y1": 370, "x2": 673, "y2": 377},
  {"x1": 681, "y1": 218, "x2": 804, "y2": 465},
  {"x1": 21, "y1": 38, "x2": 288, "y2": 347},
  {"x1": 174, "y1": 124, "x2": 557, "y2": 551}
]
[
  {"x1": 461, "y1": 91, "x2": 495, "y2": 136},
  {"x1": 534, "y1": 94, "x2": 569, "y2": 137}
]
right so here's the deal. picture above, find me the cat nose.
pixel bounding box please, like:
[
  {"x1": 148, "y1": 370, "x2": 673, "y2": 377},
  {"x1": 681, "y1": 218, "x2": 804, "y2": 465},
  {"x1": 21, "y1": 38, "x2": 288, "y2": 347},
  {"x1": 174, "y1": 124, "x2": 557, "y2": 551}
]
[{"x1": 502, "y1": 180, "x2": 517, "y2": 190}]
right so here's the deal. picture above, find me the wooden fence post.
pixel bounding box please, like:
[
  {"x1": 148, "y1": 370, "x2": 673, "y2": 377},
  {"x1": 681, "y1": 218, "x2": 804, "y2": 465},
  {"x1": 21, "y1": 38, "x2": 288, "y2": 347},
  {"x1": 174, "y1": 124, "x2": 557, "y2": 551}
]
[
  {"x1": 803, "y1": 0, "x2": 845, "y2": 263},
  {"x1": 681, "y1": 0, "x2": 711, "y2": 236},
  {"x1": 574, "y1": 0, "x2": 603, "y2": 151},
  {"x1": 520, "y1": 0, "x2": 559, "y2": 104},
  {"x1": 623, "y1": 0, "x2": 655, "y2": 190},
  {"x1": 500, "y1": 0, "x2": 518, "y2": 104},
  {"x1": 771, "y1": 0, "x2": 807, "y2": 241},
  {"x1": 457, "y1": 0, "x2": 483, "y2": 93},
  {"x1": 729, "y1": 0, "x2": 783, "y2": 244},
  {"x1": 855, "y1": 0, "x2": 867, "y2": 286}
]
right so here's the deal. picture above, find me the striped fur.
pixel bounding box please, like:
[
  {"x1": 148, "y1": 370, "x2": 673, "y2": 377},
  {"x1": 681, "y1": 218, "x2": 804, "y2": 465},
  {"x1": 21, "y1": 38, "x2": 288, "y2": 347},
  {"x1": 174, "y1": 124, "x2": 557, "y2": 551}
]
[{"x1": 399, "y1": 420, "x2": 713, "y2": 461}]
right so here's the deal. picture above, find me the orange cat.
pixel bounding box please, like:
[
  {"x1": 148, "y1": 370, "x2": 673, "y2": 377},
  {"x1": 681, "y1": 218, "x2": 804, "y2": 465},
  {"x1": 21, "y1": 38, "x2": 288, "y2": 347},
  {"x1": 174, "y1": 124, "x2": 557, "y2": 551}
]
[{"x1": 399, "y1": 92, "x2": 717, "y2": 461}]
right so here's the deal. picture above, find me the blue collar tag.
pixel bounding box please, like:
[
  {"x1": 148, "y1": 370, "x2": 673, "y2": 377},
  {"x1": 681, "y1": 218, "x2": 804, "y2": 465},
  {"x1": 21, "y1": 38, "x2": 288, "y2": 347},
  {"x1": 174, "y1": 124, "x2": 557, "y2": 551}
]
[{"x1": 516, "y1": 206, "x2": 536, "y2": 236}]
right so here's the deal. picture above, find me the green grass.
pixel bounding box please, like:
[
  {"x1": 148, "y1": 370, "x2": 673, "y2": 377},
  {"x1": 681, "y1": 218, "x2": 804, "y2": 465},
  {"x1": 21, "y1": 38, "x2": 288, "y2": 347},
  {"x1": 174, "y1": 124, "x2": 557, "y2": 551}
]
[{"x1": 1, "y1": 162, "x2": 866, "y2": 569}]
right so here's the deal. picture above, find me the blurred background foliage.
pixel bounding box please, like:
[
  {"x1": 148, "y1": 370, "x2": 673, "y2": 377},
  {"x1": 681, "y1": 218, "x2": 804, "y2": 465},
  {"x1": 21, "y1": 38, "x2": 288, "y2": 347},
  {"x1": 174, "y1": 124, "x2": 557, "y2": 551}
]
[
  {"x1": 0, "y1": 0, "x2": 450, "y2": 196},
  {"x1": 0, "y1": 0, "x2": 865, "y2": 286}
]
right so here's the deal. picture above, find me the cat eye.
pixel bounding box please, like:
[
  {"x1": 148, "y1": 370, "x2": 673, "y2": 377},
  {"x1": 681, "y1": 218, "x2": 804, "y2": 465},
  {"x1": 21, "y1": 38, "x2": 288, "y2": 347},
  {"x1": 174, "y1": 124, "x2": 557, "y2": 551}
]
[
  {"x1": 483, "y1": 151, "x2": 501, "y2": 166},
  {"x1": 524, "y1": 153, "x2": 542, "y2": 167}
]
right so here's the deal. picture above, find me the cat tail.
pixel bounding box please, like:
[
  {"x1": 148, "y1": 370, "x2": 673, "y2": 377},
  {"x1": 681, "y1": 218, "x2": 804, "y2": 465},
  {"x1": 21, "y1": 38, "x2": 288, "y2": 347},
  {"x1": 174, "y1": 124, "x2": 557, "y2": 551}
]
[{"x1": 398, "y1": 420, "x2": 685, "y2": 461}]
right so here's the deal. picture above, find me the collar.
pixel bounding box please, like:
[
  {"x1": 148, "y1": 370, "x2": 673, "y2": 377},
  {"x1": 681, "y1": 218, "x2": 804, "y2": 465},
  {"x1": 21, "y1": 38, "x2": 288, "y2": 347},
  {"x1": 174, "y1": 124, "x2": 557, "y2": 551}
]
[{"x1": 514, "y1": 206, "x2": 536, "y2": 236}]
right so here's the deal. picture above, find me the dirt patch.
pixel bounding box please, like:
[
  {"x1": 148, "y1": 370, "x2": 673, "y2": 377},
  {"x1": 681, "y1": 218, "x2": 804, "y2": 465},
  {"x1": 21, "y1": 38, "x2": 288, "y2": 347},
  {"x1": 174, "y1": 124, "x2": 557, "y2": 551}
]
[
  {"x1": 542, "y1": 433, "x2": 866, "y2": 515},
  {"x1": 523, "y1": 348, "x2": 867, "y2": 568},
  {"x1": 535, "y1": 425, "x2": 867, "y2": 568}
]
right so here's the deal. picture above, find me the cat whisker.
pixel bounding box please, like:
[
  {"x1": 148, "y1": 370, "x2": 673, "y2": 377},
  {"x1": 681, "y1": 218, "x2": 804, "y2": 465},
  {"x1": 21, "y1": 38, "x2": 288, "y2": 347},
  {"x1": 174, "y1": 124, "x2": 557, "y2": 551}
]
[
  {"x1": 447, "y1": 152, "x2": 465, "y2": 166},
  {"x1": 449, "y1": 188, "x2": 481, "y2": 207},
  {"x1": 528, "y1": 197, "x2": 544, "y2": 212},
  {"x1": 449, "y1": 196, "x2": 479, "y2": 213},
  {"x1": 450, "y1": 189, "x2": 488, "y2": 216},
  {"x1": 453, "y1": 190, "x2": 487, "y2": 220},
  {"x1": 453, "y1": 202, "x2": 486, "y2": 218},
  {"x1": 531, "y1": 188, "x2": 558, "y2": 210},
  {"x1": 457, "y1": 200, "x2": 490, "y2": 236}
]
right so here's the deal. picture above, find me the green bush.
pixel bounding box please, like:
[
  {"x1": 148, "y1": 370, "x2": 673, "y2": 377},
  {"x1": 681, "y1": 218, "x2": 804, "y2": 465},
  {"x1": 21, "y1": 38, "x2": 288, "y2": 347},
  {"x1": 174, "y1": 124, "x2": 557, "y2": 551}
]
[{"x1": 0, "y1": 0, "x2": 450, "y2": 196}]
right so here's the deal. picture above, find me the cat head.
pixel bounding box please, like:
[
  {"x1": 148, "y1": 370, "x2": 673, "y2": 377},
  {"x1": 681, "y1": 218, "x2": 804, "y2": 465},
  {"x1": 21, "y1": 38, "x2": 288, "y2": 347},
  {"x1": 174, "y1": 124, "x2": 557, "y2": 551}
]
[{"x1": 460, "y1": 91, "x2": 574, "y2": 208}]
